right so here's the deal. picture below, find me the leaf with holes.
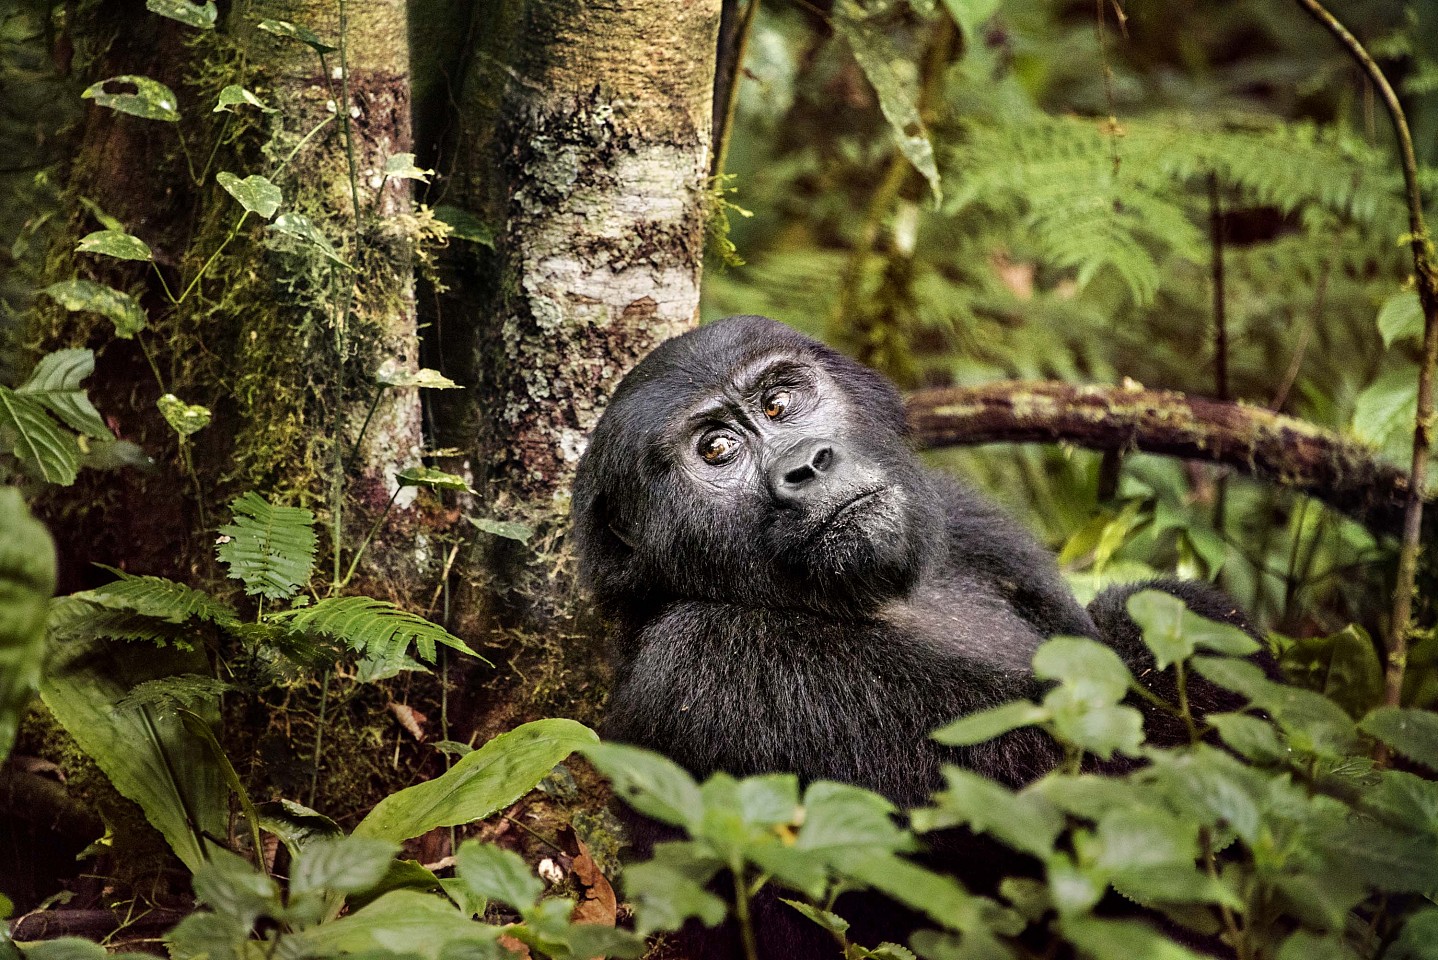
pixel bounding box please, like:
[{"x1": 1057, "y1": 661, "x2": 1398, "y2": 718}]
[
  {"x1": 157, "y1": 394, "x2": 211, "y2": 438},
  {"x1": 146, "y1": 0, "x2": 216, "y2": 29},
  {"x1": 76, "y1": 229, "x2": 153, "y2": 262},
  {"x1": 469, "y1": 516, "x2": 533, "y2": 543},
  {"x1": 397, "y1": 466, "x2": 472, "y2": 493},
  {"x1": 269, "y1": 596, "x2": 480, "y2": 663},
  {"x1": 42, "y1": 280, "x2": 147, "y2": 339},
  {"x1": 15, "y1": 349, "x2": 111, "y2": 439},
  {"x1": 256, "y1": 18, "x2": 337, "y2": 53},
  {"x1": 81, "y1": 75, "x2": 179, "y2": 122},
  {"x1": 382, "y1": 153, "x2": 433, "y2": 183},
  {"x1": 217, "y1": 172, "x2": 282, "y2": 220},
  {"x1": 216, "y1": 492, "x2": 317, "y2": 600},
  {"x1": 214, "y1": 85, "x2": 275, "y2": 114},
  {"x1": 269, "y1": 213, "x2": 349, "y2": 268},
  {"x1": 377, "y1": 368, "x2": 460, "y2": 389},
  {"x1": 0, "y1": 386, "x2": 79, "y2": 485}
]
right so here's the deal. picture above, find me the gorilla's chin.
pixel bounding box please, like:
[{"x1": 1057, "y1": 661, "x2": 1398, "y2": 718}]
[{"x1": 776, "y1": 486, "x2": 929, "y2": 610}]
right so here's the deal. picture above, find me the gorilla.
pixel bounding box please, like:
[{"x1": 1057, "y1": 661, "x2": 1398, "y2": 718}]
[{"x1": 572, "y1": 315, "x2": 1259, "y2": 957}]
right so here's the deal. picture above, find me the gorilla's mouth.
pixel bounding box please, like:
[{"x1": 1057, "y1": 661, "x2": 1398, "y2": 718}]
[{"x1": 808, "y1": 487, "x2": 884, "y2": 541}]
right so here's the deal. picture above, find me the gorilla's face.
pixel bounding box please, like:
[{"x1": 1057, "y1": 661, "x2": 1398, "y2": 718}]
[{"x1": 573, "y1": 316, "x2": 942, "y2": 618}]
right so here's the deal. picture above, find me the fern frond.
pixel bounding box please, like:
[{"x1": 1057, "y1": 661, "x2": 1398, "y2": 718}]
[
  {"x1": 216, "y1": 492, "x2": 317, "y2": 600},
  {"x1": 82, "y1": 566, "x2": 238, "y2": 625},
  {"x1": 269, "y1": 596, "x2": 481, "y2": 664},
  {"x1": 48, "y1": 596, "x2": 194, "y2": 649},
  {"x1": 116, "y1": 674, "x2": 233, "y2": 714}
]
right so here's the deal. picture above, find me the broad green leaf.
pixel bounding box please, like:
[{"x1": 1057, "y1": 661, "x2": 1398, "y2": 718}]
[
  {"x1": 0, "y1": 490, "x2": 55, "y2": 763},
  {"x1": 455, "y1": 841, "x2": 543, "y2": 911},
  {"x1": 213, "y1": 84, "x2": 275, "y2": 113},
  {"x1": 1361, "y1": 707, "x2": 1438, "y2": 771},
  {"x1": 216, "y1": 492, "x2": 317, "y2": 600},
  {"x1": 940, "y1": 0, "x2": 1001, "y2": 38},
  {"x1": 397, "y1": 466, "x2": 472, "y2": 493},
  {"x1": 832, "y1": 0, "x2": 941, "y2": 205},
  {"x1": 737, "y1": 772, "x2": 801, "y2": 827},
  {"x1": 1362, "y1": 770, "x2": 1438, "y2": 834},
  {"x1": 1145, "y1": 747, "x2": 1262, "y2": 842},
  {"x1": 626, "y1": 859, "x2": 729, "y2": 936},
  {"x1": 0, "y1": 386, "x2": 80, "y2": 485},
  {"x1": 470, "y1": 515, "x2": 534, "y2": 543},
  {"x1": 356, "y1": 718, "x2": 598, "y2": 841},
  {"x1": 75, "y1": 228, "x2": 153, "y2": 262},
  {"x1": 382, "y1": 153, "x2": 433, "y2": 183},
  {"x1": 1207, "y1": 712, "x2": 1290, "y2": 764},
  {"x1": 1279, "y1": 626, "x2": 1383, "y2": 718},
  {"x1": 1089, "y1": 808, "x2": 1196, "y2": 873},
  {"x1": 1388, "y1": 907, "x2": 1438, "y2": 960},
  {"x1": 832, "y1": 851, "x2": 980, "y2": 931},
  {"x1": 1311, "y1": 816, "x2": 1438, "y2": 892},
  {"x1": 295, "y1": 891, "x2": 504, "y2": 959},
  {"x1": 42, "y1": 280, "x2": 147, "y2": 338},
  {"x1": 38, "y1": 634, "x2": 226, "y2": 870},
  {"x1": 1351, "y1": 366, "x2": 1418, "y2": 448},
  {"x1": 582, "y1": 741, "x2": 703, "y2": 831},
  {"x1": 191, "y1": 848, "x2": 280, "y2": 928},
  {"x1": 1126, "y1": 590, "x2": 1259, "y2": 669},
  {"x1": 291, "y1": 836, "x2": 400, "y2": 897},
  {"x1": 1034, "y1": 635, "x2": 1132, "y2": 702},
  {"x1": 269, "y1": 212, "x2": 349, "y2": 267},
  {"x1": 782, "y1": 899, "x2": 849, "y2": 937},
  {"x1": 377, "y1": 367, "x2": 461, "y2": 389},
  {"x1": 146, "y1": 0, "x2": 216, "y2": 29},
  {"x1": 16, "y1": 349, "x2": 111, "y2": 439},
  {"x1": 1045, "y1": 696, "x2": 1144, "y2": 759},
  {"x1": 932, "y1": 700, "x2": 1048, "y2": 746},
  {"x1": 268, "y1": 595, "x2": 479, "y2": 662},
  {"x1": 911, "y1": 767, "x2": 1062, "y2": 858},
  {"x1": 1378, "y1": 290, "x2": 1425, "y2": 347},
  {"x1": 797, "y1": 781, "x2": 911, "y2": 856},
  {"x1": 1059, "y1": 916, "x2": 1208, "y2": 960},
  {"x1": 255, "y1": 798, "x2": 342, "y2": 859},
  {"x1": 156, "y1": 393, "x2": 211, "y2": 438},
  {"x1": 1276, "y1": 930, "x2": 1362, "y2": 960},
  {"x1": 433, "y1": 205, "x2": 496, "y2": 246},
  {"x1": 216, "y1": 172, "x2": 282, "y2": 220},
  {"x1": 81, "y1": 75, "x2": 179, "y2": 122},
  {"x1": 256, "y1": 18, "x2": 338, "y2": 54}
]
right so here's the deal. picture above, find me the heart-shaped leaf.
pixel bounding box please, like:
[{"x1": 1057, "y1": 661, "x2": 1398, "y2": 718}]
[
  {"x1": 217, "y1": 172, "x2": 282, "y2": 220},
  {"x1": 76, "y1": 230, "x2": 153, "y2": 263},
  {"x1": 146, "y1": 0, "x2": 217, "y2": 30},
  {"x1": 81, "y1": 75, "x2": 180, "y2": 122},
  {"x1": 157, "y1": 394, "x2": 211, "y2": 438}
]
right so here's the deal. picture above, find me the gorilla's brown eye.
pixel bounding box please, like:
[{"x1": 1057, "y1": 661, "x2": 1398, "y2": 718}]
[
  {"x1": 764, "y1": 391, "x2": 791, "y2": 419},
  {"x1": 700, "y1": 434, "x2": 738, "y2": 463}
]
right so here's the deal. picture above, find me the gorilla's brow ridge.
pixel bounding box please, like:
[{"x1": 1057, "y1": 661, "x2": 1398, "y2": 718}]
[{"x1": 680, "y1": 354, "x2": 814, "y2": 429}]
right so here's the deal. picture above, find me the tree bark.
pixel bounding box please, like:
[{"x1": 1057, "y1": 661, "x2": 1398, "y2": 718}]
[{"x1": 907, "y1": 381, "x2": 1418, "y2": 535}]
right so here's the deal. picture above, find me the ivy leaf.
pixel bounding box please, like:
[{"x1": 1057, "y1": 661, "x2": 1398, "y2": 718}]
[
  {"x1": 1378, "y1": 290, "x2": 1424, "y2": 347},
  {"x1": 76, "y1": 229, "x2": 153, "y2": 262},
  {"x1": 156, "y1": 393, "x2": 211, "y2": 438},
  {"x1": 16, "y1": 349, "x2": 111, "y2": 439},
  {"x1": 42, "y1": 280, "x2": 147, "y2": 339},
  {"x1": 81, "y1": 75, "x2": 180, "y2": 122},
  {"x1": 216, "y1": 492, "x2": 317, "y2": 600},
  {"x1": 469, "y1": 516, "x2": 534, "y2": 543},
  {"x1": 1361, "y1": 707, "x2": 1438, "y2": 772},
  {"x1": 268, "y1": 595, "x2": 480, "y2": 663},
  {"x1": 216, "y1": 172, "x2": 282, "y2": 220},
  {"x1": 377, "y1": 367, "x2": 460, "y2": 389},
  {"x1": 146, "y1": 0, "x2": 217, "y2": 30},
  {"x1": 397, "y1": 466, "x2": 472, "y2": 493},
  {"x1": 214, "y1": 84, "x2": 275, "y2": 114},
  {"x1": 256, "y1": 18, "x2": 337, "y2": 54},
  {"x1": 382, "y1": 153, "x2": 434, "y2": 183},
  {"x1": 0, "y1": 386, "x2": 79, "y2": 485},
  {"x1": 269, "y1": 213, "x2": 350, "y2": 268}
]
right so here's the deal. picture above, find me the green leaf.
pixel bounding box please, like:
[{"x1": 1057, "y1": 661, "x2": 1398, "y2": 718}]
[
  {"x1": 455, "y1": 841, "x2": 543, "y2": 911},
  {"x1": 1207, "y1": 712, "x2": 1290, "y2": 764},
  {"x1": 269, "y1": 213, "x2": 349, "y2": 268},
  {"x1": 469, "y1": 516, "x2": 535, "y2": 543},
  {"x1": 156, "y1": 393, "x2": 211, "y2": 438},
  {"x1": 48, "y1": 596, "x2": 193, "y2": 648},
  {"x1": 213, "y1": 84, "x2": 274, "y2": 113},
  {"x1": 116, "y1": 674, "x2": 233, "y2": 712},
  {"x1": 355, "y1": 718, "x2": 598, "y2": 842},
  {"x1": 192, "y1": 846, "x2": 281, "y2": 929},
  {"x1": 832, "y1": 0, "x2": 941, "y2": 205},
  {"x1": 382, "y1": 153, "x2": 434, "y2": 183},
  {"x1": 624, "y1": 858, "x2": 729, "y2": 936},
  {"x1": 80, "y1": 567, "x2": 238, "y2": 625},
  {"x1": 1033, "y1": 635, "x2": 1133, "y2": 702},
  {"x1": 1059, "y1": 916, "x2": 1208, "y2": 960},
  {"x1": 75, "y1": 229, "x2": 153, "y2": 262},
  {"x1": 216, "y1": 492, "x2": 317, "y2": 600},
  {"x1": 1361, "y1": 707, "x2": 1438, "y2": 771},
  {"x1": 1279, "y1": 626, "x2": 1383, "y2": 718},
  {"x1": 377, "y1": 367, "x2": 461, "y2": 389},
  {"x1": 38, "y1": 636, "x2": 226, "y2": 871},
  {"x1": 255, "y1": 798, "x2": 342, "y2": 859},
  {"x1": 256, "y1": 18, "x2": 338, "y2": 54},
  {"x1": 294, "y1": 891, "x2": 504, "y2": 959},
  {"x1": 0, "y1": 386, "x2": 80, "y2": 485},
  {"x1": 397, "y1": 466, "x2": 473, "y2": 493},
  {"x1": 1388, "y1": 907, "x2": 1438, "y2": 960},
  {"x1": 834, "y1": 852, "x2": 980, "y2": 932},
  {"x1": 146, "y1": 0, "x2": 217, "y2": 29},
  {"x1": 581, "y1": 742, "x2": 703, "y2": 831},
  {"x1": 0, "y1": 490, "x2": 55, "y2": 764},
  {"x1": 81, "y1": 75, "x2": 179, "y2": 122},
  {"x1": 216, "y1": 172, "x2": 282, "y2": 220},
  {"x1": 1126, "y1": 590, "x2": 1259, "y2": 669},
  {"x1": 1276, "y1": 930, "x2": 1362, "y2": 960},
  {"x1": 940, "y1": 0, "x2": 1001, "y2": 38},
  {"x1": 42, "y1": 280, "x2": 147, "y2": 339},
  {"x1": 1352, "y1": 366, "x2": 1418, "y2": 448},
  {"x1": 931, "y1": 700, "x2": 1048, "y2": 746},
  {"x1": 16, "y1": 349, "x2": 111, "y2": 439},
  {"x1": 433, "y1": 205, "x2": 496, "y2": 246},
  {"x1": 268, "y1": 595, "x2": 479, "y2": 663},
  {"x1": 1378, "y1": 290, "x2": 1425, "y2": 347},
  {"x1": 797, "y1": 781, "x2": 911, "y2": 857},
  {"x1": 291, "y1": 836, "x2": 400, "y2": 898},
  {"x1": 911, "y1": 767, "x2": 1062, "y2": 858},
  {"x1": 782, "y1": 899, "x2": 849, "y2": 937}
]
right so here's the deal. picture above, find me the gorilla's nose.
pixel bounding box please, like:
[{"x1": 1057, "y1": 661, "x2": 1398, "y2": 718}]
[{"x1": 769, "y1": 439, "x2": 844, "y2": 506}]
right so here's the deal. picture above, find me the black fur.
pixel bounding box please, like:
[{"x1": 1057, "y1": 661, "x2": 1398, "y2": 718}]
[{"x1": 572, "y1": 316, "x2": 1262, "y2": 958}]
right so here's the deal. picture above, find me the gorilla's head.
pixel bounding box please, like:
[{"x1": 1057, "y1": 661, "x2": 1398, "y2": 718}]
[{"x1": 573, "y1": 315, "x2": 943, "y2": 619}]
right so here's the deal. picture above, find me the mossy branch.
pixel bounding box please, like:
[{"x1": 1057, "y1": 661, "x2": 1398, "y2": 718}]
[
  {"x1": 906, "y1": 381, "x2": 1419, "y2": 536},
  {"x1": 1296, "y1": 0, "x2": 1438, "y2": 710}
]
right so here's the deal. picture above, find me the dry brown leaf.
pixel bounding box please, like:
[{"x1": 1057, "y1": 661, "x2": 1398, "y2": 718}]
[{"x1": 388, "y1": 701, "x2": 428, "y2": 740}]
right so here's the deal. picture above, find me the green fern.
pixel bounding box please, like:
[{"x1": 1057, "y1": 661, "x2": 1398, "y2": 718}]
[
  {"x1": 116, "y1": 674, "x2": 234, "y2": 713},
  {"x1": 48, "y1": 596, "x2": 194, "y2": 650},
  {"x1": 268, "y1": 596, "x2": 481, "y2": 664},
  {"x1": 80, "y1": 566, "x2": 238, "y2": 625},
  {"x1": 216, "y1": 492, "x2": 317, "y2": 600}
]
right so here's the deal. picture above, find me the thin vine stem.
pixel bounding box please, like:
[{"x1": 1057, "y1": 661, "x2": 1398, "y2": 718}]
[
  {"x1": 338, "y1": 484, "x2": 401, "y2": 590},
  {"x1": 1296, "y1": 0, "x2": 1438, "y2": 714},
  {"x1": 711, "y1": 0, "x2": 760, "y2": 180}
]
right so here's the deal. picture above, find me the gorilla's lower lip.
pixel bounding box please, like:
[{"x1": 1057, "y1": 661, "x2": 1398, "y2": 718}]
[{"x1": 811, "y1": 487, "x2": 883, "y2": 537}]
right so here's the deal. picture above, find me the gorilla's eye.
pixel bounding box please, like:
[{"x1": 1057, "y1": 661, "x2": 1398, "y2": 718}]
[
  {"x1": 764, "y1": 391, "x2": 792, "y2": 419},
  {"x1": 699, "y1": 434, "x2": 739, "y2": 464}
]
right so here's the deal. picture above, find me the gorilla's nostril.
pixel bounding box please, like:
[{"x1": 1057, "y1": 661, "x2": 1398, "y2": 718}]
[
  {"x1": 811, "y1": 446, "x2": 834, "y2": 472},
  {"x1": 784, "y1": 463, "x2": 816, "y2": 486}
]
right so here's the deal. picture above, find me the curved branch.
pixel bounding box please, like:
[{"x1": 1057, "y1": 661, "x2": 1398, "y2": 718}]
[{"x1": 906, "y1": 381, "x2": 1418, "y2": 535}]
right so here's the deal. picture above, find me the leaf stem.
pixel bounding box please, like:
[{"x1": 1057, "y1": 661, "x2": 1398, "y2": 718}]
[
  {"x1": 338, "y1": 484, "x2": 401, "y2": 590},
  {"x1": 344, "y1": 386, "x2": 386, "y2": 473},
  {"x1": 731, "y1": 859, "x2": 760, "y2": 960},
  {"x1": 307, "y1": 668, "x2": 332, "y2": 808},
  {"x1": 177, "y1": 211, "x2": 250, "y2": 305}
]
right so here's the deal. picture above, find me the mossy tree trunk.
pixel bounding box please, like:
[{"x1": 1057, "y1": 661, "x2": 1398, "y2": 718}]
[{"x1": 435, "y1": 0, "x2": 722, "y2": 721}]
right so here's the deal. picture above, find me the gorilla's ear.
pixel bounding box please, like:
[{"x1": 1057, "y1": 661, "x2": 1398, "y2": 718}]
[{"x1": 593, "y1": 494, "x2": 637, "y2": 551}]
